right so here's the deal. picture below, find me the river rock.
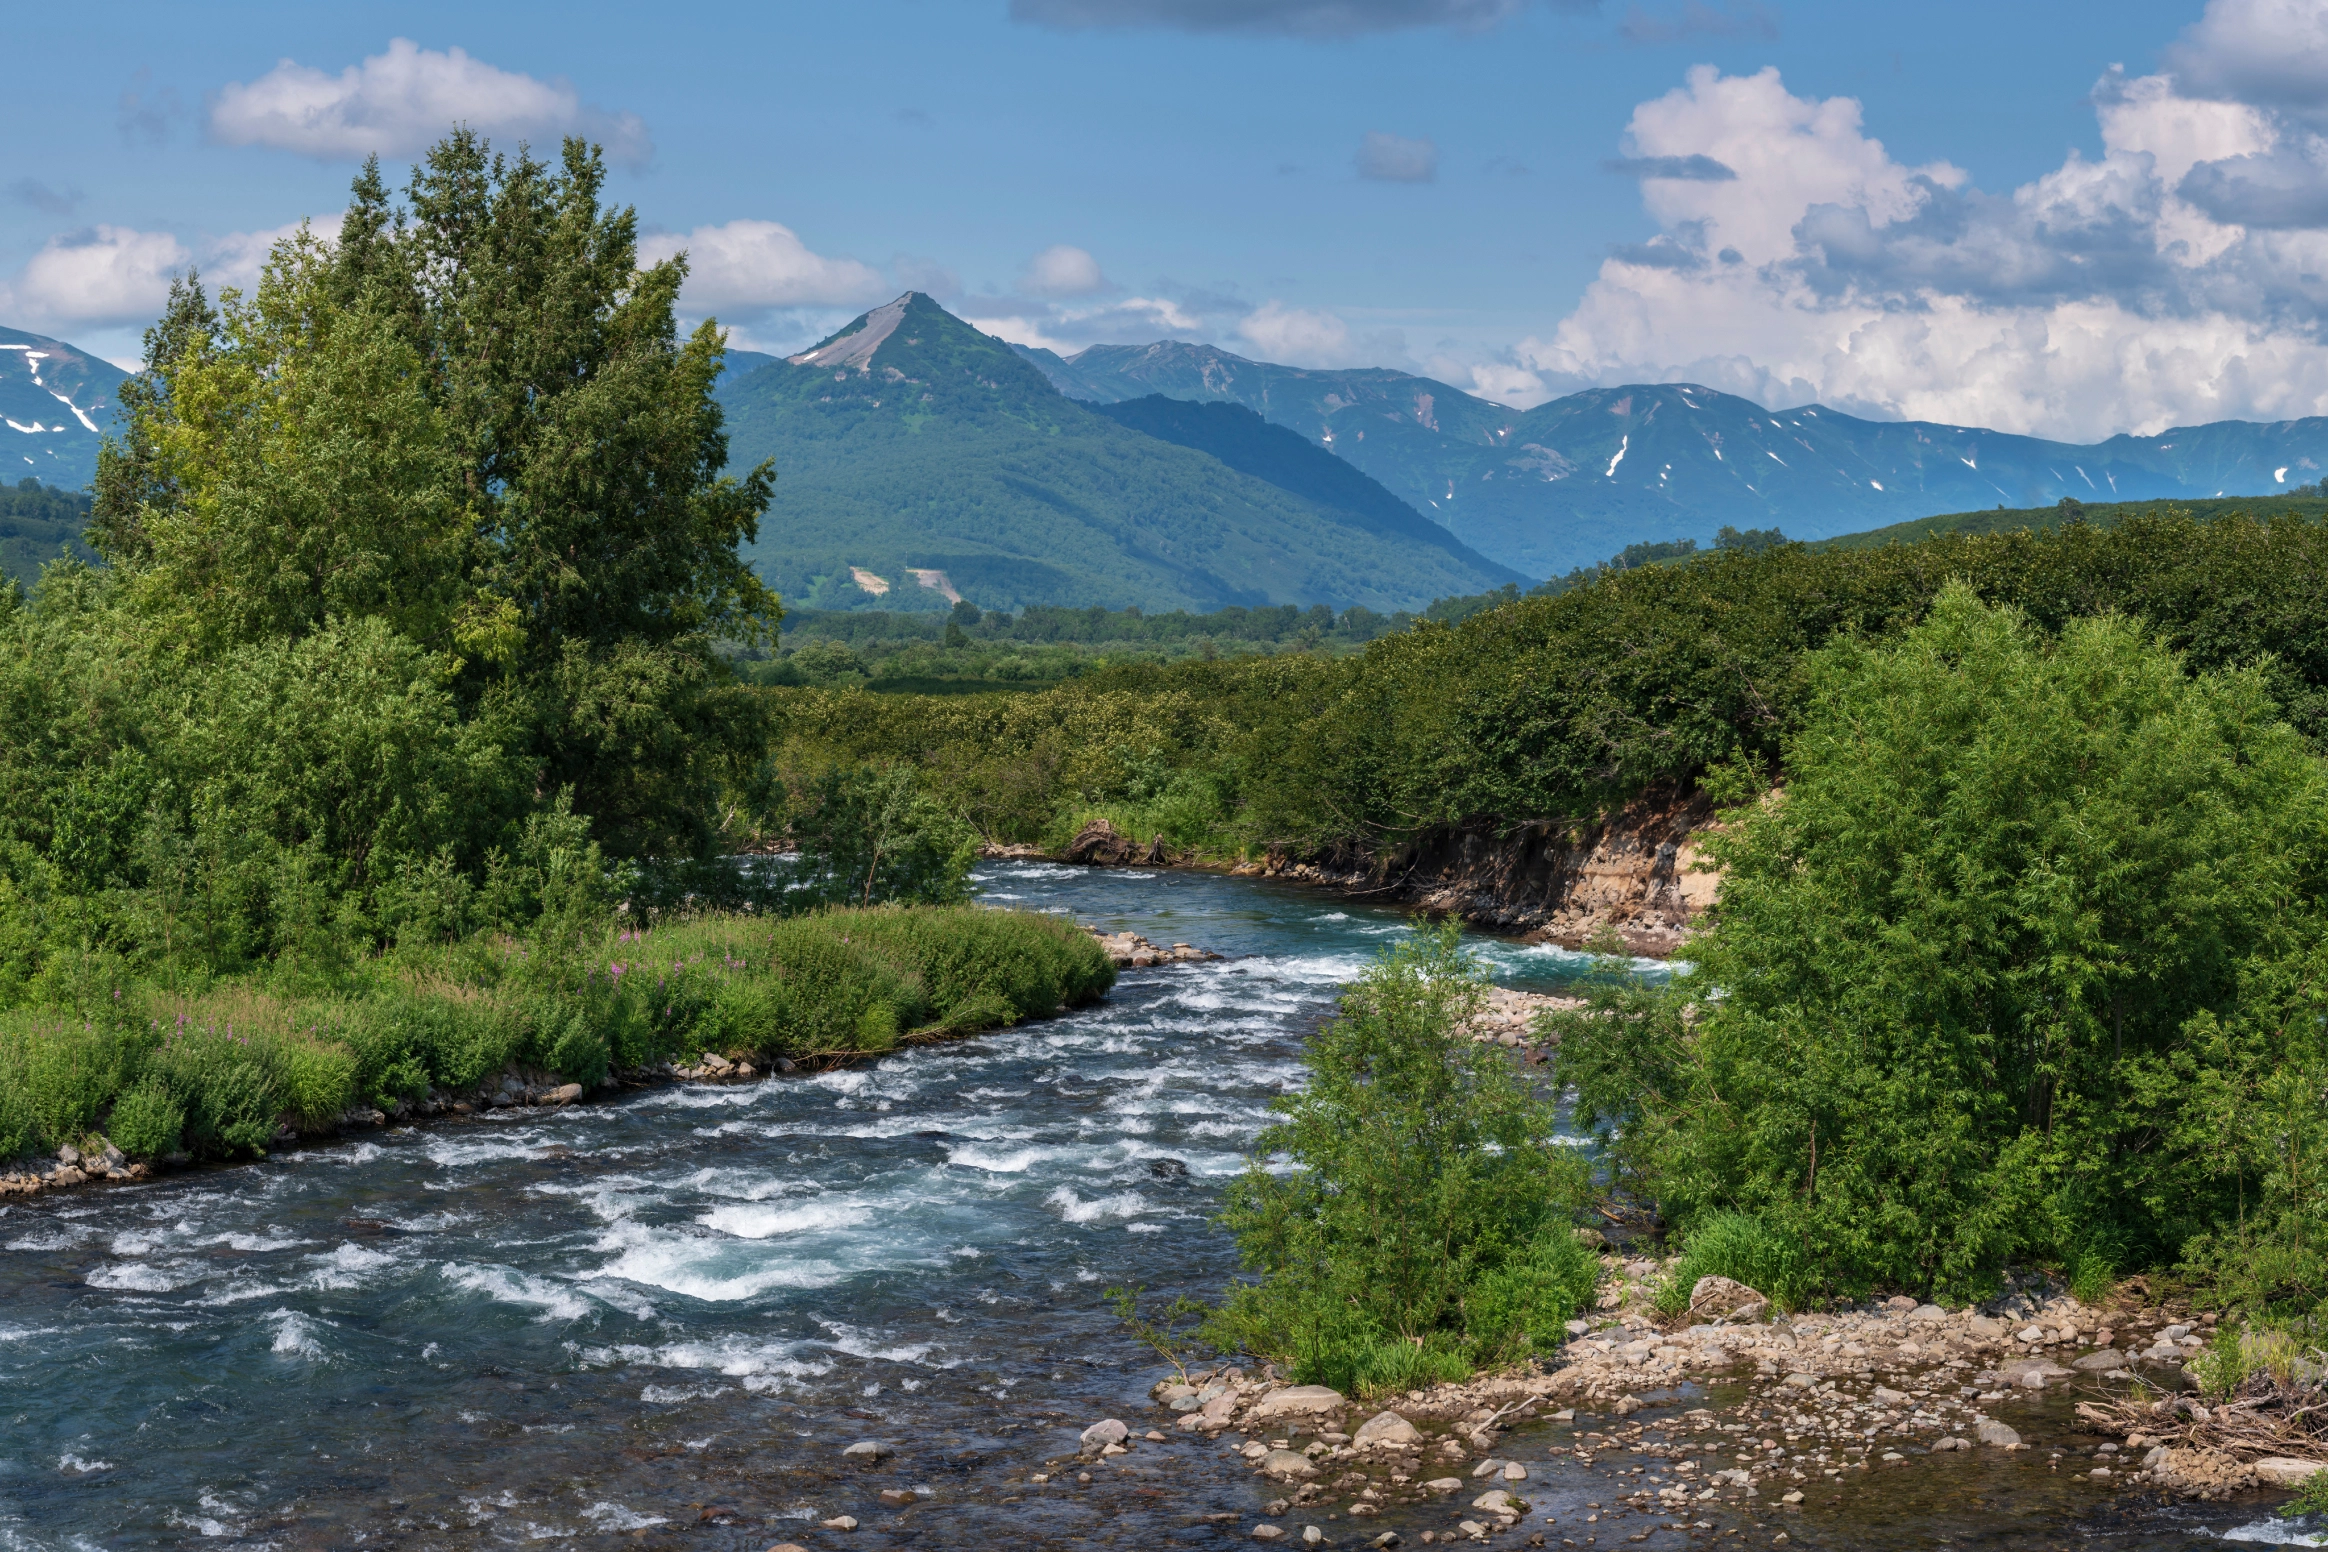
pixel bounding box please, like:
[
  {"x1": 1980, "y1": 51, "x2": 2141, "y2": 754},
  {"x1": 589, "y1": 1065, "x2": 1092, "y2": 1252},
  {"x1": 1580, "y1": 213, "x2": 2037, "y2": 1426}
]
[
  {"x1": 1503, "y1": 1462, "x2": 1528, "y2": 1481},
  {"x1": 541, "y1": 1083, "x2": 583, "y2": 1106},
  {"x1": 842, "y1": 1440, "x2": 894, "y2": 1461},
  {"x1": 1353, "y1": 1410, "x2": 1420, "y2": 1447},
  {"x1": 1689, "y1": 1275, "x2": 1768, "y2": 1323},
  {"x1": 1977, "y1": 1420, "x2": 2022, "y2": 1448},
  {"x1": 1261, "y1": 1449, "x2": 1319, "y2": 1479},
  {"x1": 821, "y1": 1515, "x2": 859, "y2": 1530},
  {"x1": 1424, "y1": 1477, "x2": 1464, "y2": 1495},
  {"x1": 2072, "y1": 1349, "x2": 2128, "y2": 1371},
  {"x1": 1199, "y1": 1390, "x2": 1239, "y2": 1428},
  {"x1": 1872, "y1": 1386, "x2": 1908, "y2": 1405},
  {"x1": 1910, "y1": 1303, "x2": 1949, "y2": 1323},
  {"x1": 1251, "y1": 1526, "x2": 1285, "y2": 1542},
  {"x1": 878, "y1": 1488, "x2": 917, "y2": 1505},
  {"x1": 56, "y1": 1144, "x2": 79, "y2": 1166},
  {"x1": 1080, "y1": 1419, "x2": 1130, "y2": 1451},
  {"x1": 1782, "y1": 1372, "x2": 1818, "y2": 1389},
  {"x1": 51, "y1": 1166, "x2": 85, "y2": 1186},
  {"x1": 2255, "y1": 1458, "x2": 2328, "y2": 1487},
  {"x1": 1246, "y1": 1385, "x2": 1346, "y2": 1422}
]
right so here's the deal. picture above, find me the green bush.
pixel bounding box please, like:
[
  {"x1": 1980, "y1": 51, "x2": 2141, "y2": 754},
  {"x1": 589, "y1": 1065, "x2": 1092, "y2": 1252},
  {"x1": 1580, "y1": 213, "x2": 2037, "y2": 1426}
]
[
  {"x1": 789, "y1": 765, "x2": 978, "y2": 908},
  {"x1": 1559, "y1": 585, "x2": 2328, "y2": 1301},
  {"x1": 1209, "y1": 924, "x2": 1596, "y2": 1391},
  {"x1": 145, "y1": 1033, "x2": 283, "y2": 1159},
  {"x1": 106, "y1": 1081, "x2": 185, "y2": 1159},
  {"x1": 1654, "y1": 1211, "x2": 1811, "y2": 1317}
]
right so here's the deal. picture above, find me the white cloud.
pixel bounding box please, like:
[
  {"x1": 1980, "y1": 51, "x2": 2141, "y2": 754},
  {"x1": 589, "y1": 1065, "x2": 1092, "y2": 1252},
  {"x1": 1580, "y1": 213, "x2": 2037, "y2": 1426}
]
[
  {"x1": 204, "y1": 215, "x2": 345, "y2": 291},
  {"x1": 1512, "y1": 11, "x2": 2328, "y2": 440},
  {"x1": 1, "y1": 225, "x2": 190, "y2": 328},
  {"x1": 638, "y1": 220, "x2": 887, "y2": 313},
  {"x1": 967, "y1": 294, "x2": 1205, "y2": 354},
  {"x1": 1355, "y1": 131, "x2": 1439, "y2": 183},
  {"x1": 1019, "y1": 244, "x2": 1109, "y2": 297},
  {"x1": 1237, "y1": 300, "x2": 1364, "y2": 365},
  {"x1": 210, "y1": 39, "x2": 651, "y2": 164}
]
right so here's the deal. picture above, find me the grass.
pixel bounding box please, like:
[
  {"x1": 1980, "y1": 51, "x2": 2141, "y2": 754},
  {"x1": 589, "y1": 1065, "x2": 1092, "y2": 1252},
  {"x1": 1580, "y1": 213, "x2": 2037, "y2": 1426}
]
[
  {"x1": 1654, "y1": 1211, "x2": 1815, "y2": 1317},
  {"x1": 0, "y1": 905, "x2": 1113, "y2": 1167}
]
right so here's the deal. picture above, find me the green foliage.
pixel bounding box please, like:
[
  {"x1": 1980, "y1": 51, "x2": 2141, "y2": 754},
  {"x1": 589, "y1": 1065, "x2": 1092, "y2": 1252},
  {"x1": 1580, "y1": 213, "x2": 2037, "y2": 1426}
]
[
  {"x1": 1558, "y1": 585, "x2": 2328, "y2": 1299},
  {"x1": 105, "y1": 1080, "x2": 183, "y2": 1159},
  {"x1": 789, "y1": 765, "x2": 978, "y2": 908},
  {"x1": 1653, "y1": 1212, "x2": 1812, "y2": 1317},
  {"x1": 0, "y1": 480, "x2": 97, "y2": 587},
  {"x1": 1209, "y1": 925, "x2": 1596, "y2": 1391}
]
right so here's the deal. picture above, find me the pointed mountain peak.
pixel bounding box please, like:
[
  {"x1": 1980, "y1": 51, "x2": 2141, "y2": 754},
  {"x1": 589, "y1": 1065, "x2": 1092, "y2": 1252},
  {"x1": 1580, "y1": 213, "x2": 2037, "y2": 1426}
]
[{"x1": 768, "y1": 293, "x2": 1059, "y2": 412}]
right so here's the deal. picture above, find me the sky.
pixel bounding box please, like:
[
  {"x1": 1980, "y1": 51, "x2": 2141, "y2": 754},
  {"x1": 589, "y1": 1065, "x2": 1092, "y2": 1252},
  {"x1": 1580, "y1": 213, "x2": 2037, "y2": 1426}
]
[{"x1": 13, "y1": 0, "x2": 2328, "y2": 440}]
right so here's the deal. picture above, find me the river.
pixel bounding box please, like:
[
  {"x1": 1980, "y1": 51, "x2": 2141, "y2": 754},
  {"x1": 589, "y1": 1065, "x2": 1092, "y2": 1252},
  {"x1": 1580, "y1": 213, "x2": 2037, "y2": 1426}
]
[{"x1": 0, "y1": 864, "x2": 2314, "y2": 1549}]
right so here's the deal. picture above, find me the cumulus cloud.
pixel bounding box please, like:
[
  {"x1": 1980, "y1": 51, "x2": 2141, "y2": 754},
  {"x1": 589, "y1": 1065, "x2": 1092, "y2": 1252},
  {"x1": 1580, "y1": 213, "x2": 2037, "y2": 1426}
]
[
  {"x1": 1009, "y1": 0, "x2": 1544, "y2": 38},
  {"x1": 1356, "y1": 131, "x2": 1439, "y2": 183},
  {"x1": 636, "y1": 220, "x2": 887, "y2": 312},
  {"x1": 1, "y1": 226, "x2": 191, "y2": 328},
  {"x1": 210, "y1": 39, "x2": 651, "y2": 164},
  {"x1": 1510, "y1": 6, "x2": 2328, "y2": 440},
  {"x1": 965, "y1": 294, "x2": 1209, "y2": 355},
  {"x1": 1019, "y1": 244, "x2": 1109, "y2": 297}
]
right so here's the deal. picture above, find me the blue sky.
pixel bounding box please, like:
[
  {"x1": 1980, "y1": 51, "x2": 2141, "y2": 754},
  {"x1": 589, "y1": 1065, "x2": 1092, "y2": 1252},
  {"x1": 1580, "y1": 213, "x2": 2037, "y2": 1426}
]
[{"x1": 13, "y1": 0, "x2": 2325, "y2": 438}]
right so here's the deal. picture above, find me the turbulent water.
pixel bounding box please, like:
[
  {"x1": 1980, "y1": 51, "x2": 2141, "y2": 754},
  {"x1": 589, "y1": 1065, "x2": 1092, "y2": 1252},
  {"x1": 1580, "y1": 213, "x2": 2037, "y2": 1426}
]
[{"x1": 0, "y1": 865, "x2": 2312, "y2": 1549}]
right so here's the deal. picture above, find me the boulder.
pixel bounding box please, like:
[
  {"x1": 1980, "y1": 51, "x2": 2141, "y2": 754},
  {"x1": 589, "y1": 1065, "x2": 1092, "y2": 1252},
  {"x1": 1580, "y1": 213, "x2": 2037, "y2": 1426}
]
[
  {"x1": 1199, "y1": 1390, "x2": 1239, "y2": 1428},
  {"x1": 842, "y1": 1440, "x2": 894, "y2": 1461},
  {"x1": 1688, "y1": 1275, "x2": 1769, "y2": 1323},
  {"x1": 2254, "y1": 1458, "x2": 2328, "y2": 1488},
  {"x1": 1423, "y1": 1478, "x2": 1465, "y2": 1496},
  {"x1": 1353, "y1": 1411, "x2": 1420, "y2": 1448},
  {"x1": 541, "y1": 1083, "x2": 584, "y2": 1106},
  {"x1": 1252, "y1": 1528, "x2": 1285, "y2": 1543},
  {"x1": 1471, "y1": 1490, "x2": 1517, "y2": 1514},
  {"x1": 1246, "y1": 1385, "x2": 1347, "y2": 1422},
  {"x1": 1910, "y1": 1303, "x2": 1950, "y2": 1323},
  {"x1": 1079, "y1": 1419, "x2": 1130, "y2": 1451},
  {"x1": 1872, "y1": 1386, "x2": 1909, "y2": 1405},
  {"x1": 1261, "y1": 1450, "x2": 1318, "y2": 1479},
  {"x1": 2072, "y1": 1349, "x2": 2129, "y2": 1371},
  {"x1": 1976, "y1": 1420, "x2": 2021, "y2": 1448}
]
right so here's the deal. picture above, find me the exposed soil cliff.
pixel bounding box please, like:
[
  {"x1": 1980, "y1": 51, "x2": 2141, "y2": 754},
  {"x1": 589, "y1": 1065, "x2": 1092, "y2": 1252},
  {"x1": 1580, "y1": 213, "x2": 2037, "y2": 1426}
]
[{"x1": 1244, "y1": 789, "x2": 1718, "y2": 957}]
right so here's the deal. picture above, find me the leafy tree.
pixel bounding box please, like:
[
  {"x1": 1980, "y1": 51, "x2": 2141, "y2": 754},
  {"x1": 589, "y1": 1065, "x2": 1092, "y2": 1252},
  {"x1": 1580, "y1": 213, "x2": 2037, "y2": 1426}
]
[
  {"x1": 788, "y1": 765, "x2": 978, "y2": 908},
  {"x1": 92, "y1": 134, "x2": 779, "y2": 856},
  {"x1": 1211, "y1": 925, "x2": 1597, "y2": 1392},
  {"x1": 1555, "y1": 583, "x2": 2328, "y2": 1298}
]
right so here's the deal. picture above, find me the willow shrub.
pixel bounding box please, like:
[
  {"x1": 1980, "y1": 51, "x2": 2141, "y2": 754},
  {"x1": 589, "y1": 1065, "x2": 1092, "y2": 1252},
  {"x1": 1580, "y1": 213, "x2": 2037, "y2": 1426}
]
[
  {"x1": 1557, "y1": 583, "x2": 2328, "y2": 1303},
  {"x1": 1211, "y1": 926, "x2": 1597, "y2": 1394}
]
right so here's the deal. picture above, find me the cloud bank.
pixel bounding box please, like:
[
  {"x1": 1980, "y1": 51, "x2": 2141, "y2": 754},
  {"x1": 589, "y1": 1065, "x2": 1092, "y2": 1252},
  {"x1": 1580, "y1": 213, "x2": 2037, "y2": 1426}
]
[
  {"x1": 1499, "y1": 0, "x2": 2328, "y2": 438},
  {"x1": 210, "y1": 39, "x2": 651, "y2": 164}
]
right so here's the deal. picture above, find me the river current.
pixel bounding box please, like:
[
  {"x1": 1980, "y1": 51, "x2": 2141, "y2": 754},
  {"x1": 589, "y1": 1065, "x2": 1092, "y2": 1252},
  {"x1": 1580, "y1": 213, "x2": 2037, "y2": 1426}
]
[{"x1": 0, "y1": 865, "x2": 2313, "y2": 1549}]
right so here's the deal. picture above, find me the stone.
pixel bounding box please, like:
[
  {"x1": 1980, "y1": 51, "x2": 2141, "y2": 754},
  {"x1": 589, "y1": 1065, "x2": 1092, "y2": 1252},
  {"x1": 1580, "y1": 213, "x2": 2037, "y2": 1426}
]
[
  {"x1": 1200, "y1": 1390, "x2": 1239, "y2": 1428},
  {"x1": 50, "y1": 1166, "x2": 85, "y2": 1186},
  {"x1": 1080, "y1": 1419, "x2": 1130, "y2": 1451},
  {"x1": 820, "y1": 1515, "x2": 859, "y2": 1531},
  {"x1": 1872, "y1": 1386, "x2": 1908, "y2": 1405},
  {"x1": 1966, "y1": 1315, "x2": 2004, "y2": 1339},
  {"x1": 1252, "y1": 1525, "x2": 1285, "y2": 1542},
  {"x1": 1304, "y1": 1529, "x2": 1325, "y2": 1546},
  {"x1": 2254, "y1": 1458, "x2": 2328, "y2": 1487},
  {"x1": 1931, "y1": 1437, "x2": 1971, "y2": 1452},
  {"x1": 56, "y1": 1144, "x2": 79, "y2": 1166},
  {"x1": 2072, "y1": 1349, "x2": 2128, "y2": 1371},
  {"x1": 1355, "y1": 1410, "x2": 1421, "y2": 1448},
  {"x1": 2015, "y1": 1369, "x2": 2048, "y2": 1390},
  {"x1": 769, "y1": 1544, "x2": 811, "y2": 1552},
  {"x1": 1471, "y1": 1458, "x2": 1505, "y2": 1478},
  {"x1": 1780, "y1": 1491, "x2": 1805, "y2": 1504},
  {"x1": 1370, "y1": 1536, "x2": 1403, "y2": 1549},
  {"x1": 541, "y1": 1083, "x2": 583, "y2": 1106},
  {"x1": 1614, "y1": 1393, "x2": 1645, "y2": 1414},
  {"x1": 1424, "y1": 1477, "x2": 1465, "y2": 1495},
  {"x1": 878, "y1": 1488, "x2": 917, "y2": 1505},
  {"x1": 1247, "y1": 1385, "x2": 1348, "y2": 1422},
  {"x1": 1977, "y1": 1421, "x2": 2022, "y2": 1448},
  {"x1": 1262, "y1": 1450, "x2": 1319, "y2": 1479},
  {"x1": 842, "y1": 1440, "x2": 893, "y2": 1461},
  {"x1": 1502, "y1": 1462, "x2": 1527, "y2": 1481},
  {"x1": 1471, "y1": 1490, "x2": 1516, "y2": 1514},
  {"x1": 1688, "y1": 1275, "x2": 1769, "y2": 1323},
  {"x1": 2017, "y1": 1326, "x2": 2046, "y2": 1344},
  {"x1": 1885, "y1": 1295, "x2": 1919, "y2": 1312},
  {"x1": 1145, "y1": 1430, "x2": 1166, "y2": 1442},
  {"x1": 1782, "y1": 1373, "x2": 1818, "y2": 1390},
  {"x1": 1458, "y1": 1521, "x2": 1489, "y2": 1538},
  {"x1": 1910, "y1": 1304, "x2": 1949, "y2": 1323}
]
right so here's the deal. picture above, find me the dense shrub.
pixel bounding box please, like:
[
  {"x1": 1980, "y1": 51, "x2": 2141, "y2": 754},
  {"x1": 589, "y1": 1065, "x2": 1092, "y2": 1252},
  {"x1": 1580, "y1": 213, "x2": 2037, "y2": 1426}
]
[
  {"x1": 1209, "y1": 926, "x2": 1596, "y2": 1392},
  {"x1": 1557, "y1": 585, "x2": 2328, "y2": 1301}
]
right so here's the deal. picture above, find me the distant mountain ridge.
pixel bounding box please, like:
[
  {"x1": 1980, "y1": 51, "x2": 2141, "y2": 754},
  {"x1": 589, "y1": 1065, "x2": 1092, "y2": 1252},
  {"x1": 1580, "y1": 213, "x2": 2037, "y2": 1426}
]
[
  {"x1": 0, "y1": 328, "x2": 125, "y2": 490},
  {"x1": 1020, "y1": 341, "x2": 2328, "y2": 576},
  {"x1": 714, "y1": 294, "x2": 1519, "y2": 614}
]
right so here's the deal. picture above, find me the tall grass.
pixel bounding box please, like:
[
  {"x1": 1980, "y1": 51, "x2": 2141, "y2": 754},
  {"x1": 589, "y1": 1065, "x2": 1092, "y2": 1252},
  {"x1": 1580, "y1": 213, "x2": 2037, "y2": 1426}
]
[{"x1": 0, "y1": 905, "x2": 1112, "y2": 1167}]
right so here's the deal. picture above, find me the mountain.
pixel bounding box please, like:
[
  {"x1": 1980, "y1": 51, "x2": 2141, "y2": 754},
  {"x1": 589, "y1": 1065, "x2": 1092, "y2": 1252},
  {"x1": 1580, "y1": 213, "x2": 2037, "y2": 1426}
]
[
  {"x1": 1022, "y1": 343, "x2": 2328, "y2": 577},
  {"x1": 0, "y1": 328, "x2": 126, "y2": 491},
  {"x1": 714, "y1": 294, "x2": 1519, "y2": 614}
]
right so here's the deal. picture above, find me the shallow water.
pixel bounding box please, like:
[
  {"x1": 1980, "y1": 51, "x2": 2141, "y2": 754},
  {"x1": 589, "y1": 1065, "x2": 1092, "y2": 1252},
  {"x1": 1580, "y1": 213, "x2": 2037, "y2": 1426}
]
[{"x1": 0, "y1": 865, "x2": 2306, "y2": 1548}]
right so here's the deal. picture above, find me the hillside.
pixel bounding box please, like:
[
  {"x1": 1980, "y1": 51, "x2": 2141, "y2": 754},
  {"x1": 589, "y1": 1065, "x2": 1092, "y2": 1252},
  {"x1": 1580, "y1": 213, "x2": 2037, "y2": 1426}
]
[
  {"x1": 1027, "y1": 343, "x2": 2328, "y2": 576},
  {"x1": 0, "y1": 479, "x2": 96, "y2": 585},
  {"x1": 715, "y1": 294, "x2": 1519, "y2": 614},
  {"x1": 0, "y1": 327, "x2": 125, "y2": 490}
]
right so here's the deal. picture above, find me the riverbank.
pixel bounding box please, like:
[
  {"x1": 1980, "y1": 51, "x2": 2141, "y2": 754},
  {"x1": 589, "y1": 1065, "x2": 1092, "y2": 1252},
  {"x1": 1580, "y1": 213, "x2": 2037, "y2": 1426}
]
[{"x1": 1132, "y1": 1252, "x2": 2259, "y2": 1547}]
